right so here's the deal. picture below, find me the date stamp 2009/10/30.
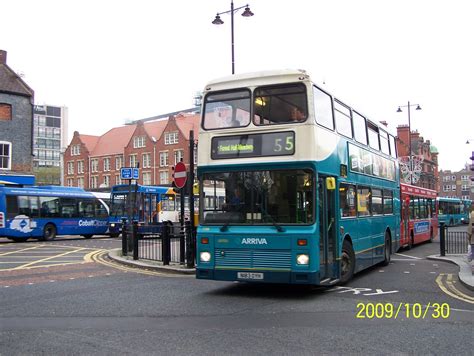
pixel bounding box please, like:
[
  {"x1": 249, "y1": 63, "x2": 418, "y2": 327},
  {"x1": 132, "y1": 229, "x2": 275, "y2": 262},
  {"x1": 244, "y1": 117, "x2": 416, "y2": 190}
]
[{"x1": 356, "y1": 302, "x2": 450, "y2": 319}]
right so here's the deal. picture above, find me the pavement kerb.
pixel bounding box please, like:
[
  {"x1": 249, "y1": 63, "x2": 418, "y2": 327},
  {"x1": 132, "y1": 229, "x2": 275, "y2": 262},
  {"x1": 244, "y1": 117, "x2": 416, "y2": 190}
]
[
  {"x1": 107, "y1": 248, "x2": 196, "y2": 275},
  {"x1": 427, "y1": 254, "x2": 474, "y2": 291}
]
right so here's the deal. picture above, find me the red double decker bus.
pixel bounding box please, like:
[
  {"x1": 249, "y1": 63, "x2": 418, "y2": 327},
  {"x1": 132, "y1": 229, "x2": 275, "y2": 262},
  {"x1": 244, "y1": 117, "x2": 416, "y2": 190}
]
[{"x1": 400, "y1": 183, "x2": 438, "y2": 249}]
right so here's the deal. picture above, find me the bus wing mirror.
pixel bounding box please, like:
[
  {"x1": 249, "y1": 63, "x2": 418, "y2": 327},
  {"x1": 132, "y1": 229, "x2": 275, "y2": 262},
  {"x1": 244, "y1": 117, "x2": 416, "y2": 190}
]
[{"x1": 326, "y1": 177, "x2": 336, "y2": 190}]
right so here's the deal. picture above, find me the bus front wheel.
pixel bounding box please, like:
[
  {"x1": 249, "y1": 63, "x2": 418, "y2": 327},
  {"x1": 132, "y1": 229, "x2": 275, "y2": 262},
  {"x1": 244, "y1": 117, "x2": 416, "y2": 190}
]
[
  {"x1": 82, "y1": 234, "x2": 93, "y2": 239},
  {"x1": 43, "y1": 224, "x2": 56, "y2": 241},
  {"x1": 340, "y1": 239, "x2": 355, "y2": 284}
]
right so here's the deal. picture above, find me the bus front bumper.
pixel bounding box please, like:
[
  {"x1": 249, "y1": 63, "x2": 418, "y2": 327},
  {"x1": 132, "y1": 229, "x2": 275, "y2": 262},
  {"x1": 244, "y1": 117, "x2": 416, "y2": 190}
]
[{"x1": 196, "y1": 268, "x2": 320, "y2": 285}]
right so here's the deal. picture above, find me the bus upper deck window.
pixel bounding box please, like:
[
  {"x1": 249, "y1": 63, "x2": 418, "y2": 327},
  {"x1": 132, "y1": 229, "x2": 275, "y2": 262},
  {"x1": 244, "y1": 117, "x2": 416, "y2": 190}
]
[{"x1": 202, "y1": 90, "x2": 251, "y2": 130}]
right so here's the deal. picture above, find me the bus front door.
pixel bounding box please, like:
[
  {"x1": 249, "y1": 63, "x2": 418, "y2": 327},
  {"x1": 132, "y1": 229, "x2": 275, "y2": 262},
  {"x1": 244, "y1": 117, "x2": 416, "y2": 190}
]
[{"x1": 318, "y1": 176, "x2": 337, "y2": 282}]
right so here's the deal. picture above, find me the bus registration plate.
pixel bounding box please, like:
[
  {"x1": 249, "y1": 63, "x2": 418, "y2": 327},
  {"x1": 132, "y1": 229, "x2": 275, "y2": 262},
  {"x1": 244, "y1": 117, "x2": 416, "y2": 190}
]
[{"x1": 237, "y1": 272, "x2": 263, "y2": 280}]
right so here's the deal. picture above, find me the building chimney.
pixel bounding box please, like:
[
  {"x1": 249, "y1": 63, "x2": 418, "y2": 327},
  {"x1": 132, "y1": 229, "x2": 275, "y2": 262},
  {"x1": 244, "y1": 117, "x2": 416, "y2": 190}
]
[{"x1": 0, "y1": 50, "x2": 7, "y2": 64}]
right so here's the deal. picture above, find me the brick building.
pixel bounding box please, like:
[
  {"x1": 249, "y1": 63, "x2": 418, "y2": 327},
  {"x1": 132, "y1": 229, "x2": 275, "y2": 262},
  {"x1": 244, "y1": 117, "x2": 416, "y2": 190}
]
[
  {"x1": 396, "y1": 125, "x2": 439, "y2": 190},
  {"x1": 63, "y1": 113, "x2": 199, "y2": 189},
  {"x1": 0, "y1": 49, "x2": 35, "y2": 174},
  {"x1": 438, "y1": 167, "x2": 474, "y2": 200}
]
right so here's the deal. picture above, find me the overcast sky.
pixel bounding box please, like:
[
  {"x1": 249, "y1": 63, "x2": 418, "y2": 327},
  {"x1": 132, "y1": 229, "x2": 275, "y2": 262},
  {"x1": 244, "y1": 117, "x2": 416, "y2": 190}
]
[{"x1": 2, "y1": 0, "x2": 473, "y2": 171}]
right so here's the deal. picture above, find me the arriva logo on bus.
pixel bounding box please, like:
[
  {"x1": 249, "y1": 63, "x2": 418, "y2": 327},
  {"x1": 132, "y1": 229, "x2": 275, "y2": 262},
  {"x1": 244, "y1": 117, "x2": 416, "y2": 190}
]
[
  {"x1": 241, "y1": 238, "x2": 268, "y2": 245},
  {"x1": 78, "y1": 220, "x2": 108, "y2": 227}
]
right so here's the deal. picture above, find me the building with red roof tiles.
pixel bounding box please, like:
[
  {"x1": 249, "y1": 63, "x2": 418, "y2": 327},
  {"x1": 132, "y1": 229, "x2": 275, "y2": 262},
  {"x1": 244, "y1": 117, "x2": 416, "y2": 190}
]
[{"x1": 63, "y1": 112, "x2": 199, "y2": 189}]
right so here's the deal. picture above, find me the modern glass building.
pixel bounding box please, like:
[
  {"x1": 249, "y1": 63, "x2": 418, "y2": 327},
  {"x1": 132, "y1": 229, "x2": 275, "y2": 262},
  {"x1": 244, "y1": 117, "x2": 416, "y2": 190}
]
[{"x1": 33, "y1": 104, "x2": 68, "y2": 168}]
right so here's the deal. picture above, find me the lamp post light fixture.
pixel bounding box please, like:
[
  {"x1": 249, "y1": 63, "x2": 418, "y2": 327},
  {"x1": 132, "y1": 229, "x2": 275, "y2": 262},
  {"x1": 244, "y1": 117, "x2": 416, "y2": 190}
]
[
  {"x1": 397, "y1": 101, "x2": 422, "y2": 185},
  {"x1": 212, "y1": 1, "x2": 254, "y2": 75}
]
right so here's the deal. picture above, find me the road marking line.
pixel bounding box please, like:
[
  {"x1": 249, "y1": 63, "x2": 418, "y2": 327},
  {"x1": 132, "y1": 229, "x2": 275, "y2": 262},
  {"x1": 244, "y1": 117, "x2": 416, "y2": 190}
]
[
  {"x1": 394, "y1": 253, "x2": 422, "y2": 259},
  {"x1": 92, "y1": 251, "x2": 192, "y2": 278},
  {"x1": 0, "y1": 245, "x2": 41, "y2": 256},
  {"x1": 11, "y1": 247, "x2": 87, "y2": 270},
  {"x1": 436, "y1": 274, "x2": 474, "y2": 304},
  {"x1": 446, "y1": 274, "x2": 474, "y2": 302}
]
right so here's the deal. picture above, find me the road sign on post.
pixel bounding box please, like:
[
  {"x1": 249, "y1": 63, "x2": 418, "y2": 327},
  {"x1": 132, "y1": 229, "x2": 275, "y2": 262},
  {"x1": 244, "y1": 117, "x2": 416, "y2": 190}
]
[
  {"x1": 120, "y1": 167, "x2": 139, "y2": 180},
  {"x1": 173, "y1": 162, "x2": 187, "y2": 189}
]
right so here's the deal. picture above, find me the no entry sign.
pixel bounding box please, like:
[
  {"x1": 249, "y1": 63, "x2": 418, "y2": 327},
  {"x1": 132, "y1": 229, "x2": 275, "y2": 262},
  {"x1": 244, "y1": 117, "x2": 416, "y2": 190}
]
[{"x1": 173, "y1": 162, "x2": 187, "y2": 189}]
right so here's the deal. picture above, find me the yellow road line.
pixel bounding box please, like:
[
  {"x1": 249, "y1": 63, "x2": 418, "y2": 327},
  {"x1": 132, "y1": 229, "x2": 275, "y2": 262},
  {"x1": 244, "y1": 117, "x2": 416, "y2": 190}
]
[
  {"x1": 446, "y1": 274, "x2": 474, "y2": 302},
  {"x1": 12, "y1": 247, "x2": 87, "y2": 270},
  {"x1": 0, "y1": 245, "x2": 41, "y2": 256},
  {"x1": 436, "y1": 273, "x2": 474, "y2": 304},
  {"x1": 92, "y1": 251, "x2": 191, "y2": 278},
  {"x1": 84, "y1": 249, "x2": 106, "y2": 263}
]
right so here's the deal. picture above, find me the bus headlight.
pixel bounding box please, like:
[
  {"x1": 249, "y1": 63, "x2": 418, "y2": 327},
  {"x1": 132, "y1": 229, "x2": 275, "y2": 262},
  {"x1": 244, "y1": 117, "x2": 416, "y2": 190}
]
[
  {"x1": 200, "y1": 251, "x2": 211, "y2": 262},
  {"x1": 296, "y1": 254, "x2": 309, "y2": 265},
  {"x1": 110, "y1": 223, "x2": 116, "y2": 228}
]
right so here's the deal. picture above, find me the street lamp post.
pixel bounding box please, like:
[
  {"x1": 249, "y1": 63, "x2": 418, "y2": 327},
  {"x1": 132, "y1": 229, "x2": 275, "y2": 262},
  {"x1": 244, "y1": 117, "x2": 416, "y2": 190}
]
[
  {"x1": 212, "y1": 1, "x2": 254, "y2": 75},
  {"x1": 397, "y1": 101, "x2": 422, "y2": 185}
]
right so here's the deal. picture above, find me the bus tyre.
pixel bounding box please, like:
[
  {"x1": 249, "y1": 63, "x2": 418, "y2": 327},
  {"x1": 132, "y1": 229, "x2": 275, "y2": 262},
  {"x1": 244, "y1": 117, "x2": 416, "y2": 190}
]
[
  {"x1": 429, "y1": 228, "x2": 434, "y2": 243},
  {"x1": 407, "y1": 233, "x2": 413, "y2": 250},
  {"x1": 340, "y1": 239, "x2": 355, "y2": 284},
  {"x1": 82, "y1": 234, "x2": 93, "y2": 239},
  {"x1": 43, "y1": 224, "x2": 56, "y2": 241},
  {"x1": 382, "y1": 233, "x2": 391, "y2": 266}
]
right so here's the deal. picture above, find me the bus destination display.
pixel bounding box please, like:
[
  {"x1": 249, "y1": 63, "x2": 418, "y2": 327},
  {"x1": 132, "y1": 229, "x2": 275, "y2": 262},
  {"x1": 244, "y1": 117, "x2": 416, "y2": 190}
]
[{"x1": 211, "y1": 131, "x2": 295, "y2": 159}]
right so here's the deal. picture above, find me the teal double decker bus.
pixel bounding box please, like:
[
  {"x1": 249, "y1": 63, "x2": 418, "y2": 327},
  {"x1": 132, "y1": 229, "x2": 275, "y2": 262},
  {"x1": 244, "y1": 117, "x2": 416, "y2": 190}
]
[{"x1": 196, "y1": 70, "x2": 400, "y2": 285}]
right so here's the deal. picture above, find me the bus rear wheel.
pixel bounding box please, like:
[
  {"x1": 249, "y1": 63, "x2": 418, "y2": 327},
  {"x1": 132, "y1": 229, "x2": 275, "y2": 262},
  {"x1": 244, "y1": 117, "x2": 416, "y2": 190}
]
[
  {"x1": 82, "y1": 234, "x2": 93, "y2": 239},
  {"x1": 340, "y1": 239, "x2": 355, "y2": 284},
  {"x1": 43, "y1": 224, "x2": 56, "y2": 241},
  {"x1": 381, "y1": 233, "x2": 391, "y2": 266},
  {"x1": 407, "y1": 232, "x2": 414, "y2": 250}
]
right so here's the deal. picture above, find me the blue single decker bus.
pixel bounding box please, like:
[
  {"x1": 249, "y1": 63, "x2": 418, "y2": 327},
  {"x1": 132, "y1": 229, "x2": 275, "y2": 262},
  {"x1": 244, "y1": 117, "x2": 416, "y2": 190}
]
[
  {"x1": 195, "y1": 69, "x2": 401, "y2": 285},
  {"x1": 0, "y1": 185, "x2": 110, "y2": 242}
]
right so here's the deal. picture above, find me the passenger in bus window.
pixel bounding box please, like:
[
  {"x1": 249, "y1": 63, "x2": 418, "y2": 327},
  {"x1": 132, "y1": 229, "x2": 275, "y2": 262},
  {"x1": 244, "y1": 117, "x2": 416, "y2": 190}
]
[
  {"x1": 41, "y1": 202, "x2": 50, "y2": 217},
  {"x1": 290, "y1": 106, "x2": 306, "y2": 121},
  {"x1": 224, "y1": 188, "x2": 242, "y2": 211}
]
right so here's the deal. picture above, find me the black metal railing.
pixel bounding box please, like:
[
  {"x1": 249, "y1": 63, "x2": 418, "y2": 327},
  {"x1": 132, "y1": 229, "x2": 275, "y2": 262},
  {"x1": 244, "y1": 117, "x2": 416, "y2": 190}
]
[
  {"x1": 121, "y1": 220, "x2": 194, "y2": 266},
  {"x1": 439, "y1": 223, "x2": 469, "y2": 256}
]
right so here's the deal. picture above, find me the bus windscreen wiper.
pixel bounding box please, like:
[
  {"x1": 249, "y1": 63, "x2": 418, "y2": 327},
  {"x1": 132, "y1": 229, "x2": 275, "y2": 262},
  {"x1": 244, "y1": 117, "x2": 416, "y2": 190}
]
[{"x1": 256, "y1": 204, "x2": 285, "y2": 232}]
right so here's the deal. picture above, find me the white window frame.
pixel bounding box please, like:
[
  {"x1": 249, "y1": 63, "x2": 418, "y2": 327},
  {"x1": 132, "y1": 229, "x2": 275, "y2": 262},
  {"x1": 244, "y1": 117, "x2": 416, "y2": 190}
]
[
  {"x1": 103, "y1": 175, "x2": 110, "y2": 188},
  {"x1": 67, "y1": 161, "x2": 74, "y2": 175},
  {"x1": 77, "y1": 160, "x2": 84, "y2": 174},
  {"x1": 71, "y1": 144, "x2": 81, "y2": 156},
  {"x1": 142, "y1": 171, "x2": 152, "y2": 185},
  {"x1": 91, "y1": 159, "x2": 99, "y2": 173},
  {"x1": 91, "y1": 176, "x2": 98, "y2": 189},
  {"x1": 174, "y1": 150, "x2": 184, "y2": 165},
  {"x1": 115, "y1": 156, "x2": 123, "y2": 170},
  {"x1": 0, "y1": 141, "x2": 12, "y2": 170},
  {"x1": 104, "y1": 157, "x2": 111, "y2": 171},
  {"x1": 160, "y1": 151, "x2": 169, "y2": 167},
  {"x1": 133, "y1": 136, "x2": 146, "y2": 148},
  {"x1": 142, "y1": 153, "x2": 151, "y2": 168},
  {"x1": 159, "y1": 170, "x2": 169, "y2": 185},
  {"x1": 129, "y1": 154, "x2": 137, "y2": 167},
  {"x1": 165, "y1": 132, "x2": 179, "y2": 145}
]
